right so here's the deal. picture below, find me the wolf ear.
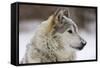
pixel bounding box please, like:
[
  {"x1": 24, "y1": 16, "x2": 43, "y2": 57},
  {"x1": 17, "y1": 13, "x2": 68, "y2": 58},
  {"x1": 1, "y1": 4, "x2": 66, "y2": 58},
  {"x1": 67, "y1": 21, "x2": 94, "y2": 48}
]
[
  {"x1": 54, "y1": 8, "x2": 61, "y2": 16},
  {"x1": 52, "y1": 9, "x2": 71, "y2": 33},
  {"x1": 63, "y1": 9, "x2": 70, "y2": 17},
  {"x1": 54, "y1": 8, "x2": 70, "y2": 19}
]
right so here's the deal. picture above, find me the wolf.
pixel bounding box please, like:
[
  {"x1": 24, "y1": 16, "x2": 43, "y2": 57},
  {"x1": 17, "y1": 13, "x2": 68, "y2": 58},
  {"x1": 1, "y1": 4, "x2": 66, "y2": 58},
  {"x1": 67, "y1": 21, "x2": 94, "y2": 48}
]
[{"x1": 21, "y1": 8, "x2": 87, "y2": 64}]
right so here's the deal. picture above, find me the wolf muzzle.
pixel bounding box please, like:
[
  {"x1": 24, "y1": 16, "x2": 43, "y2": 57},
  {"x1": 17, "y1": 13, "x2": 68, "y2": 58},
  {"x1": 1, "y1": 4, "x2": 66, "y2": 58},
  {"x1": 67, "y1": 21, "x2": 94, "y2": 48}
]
[{"x1": 77, "y1": 39, "x2": 87, "y2": 50}]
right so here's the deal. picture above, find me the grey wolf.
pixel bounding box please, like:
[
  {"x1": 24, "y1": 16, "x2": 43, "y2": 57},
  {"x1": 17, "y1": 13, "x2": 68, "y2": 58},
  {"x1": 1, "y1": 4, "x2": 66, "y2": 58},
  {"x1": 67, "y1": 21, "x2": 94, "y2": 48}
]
[{"x1": 21, "y1": 8, "x2": 87, "y2": 63}]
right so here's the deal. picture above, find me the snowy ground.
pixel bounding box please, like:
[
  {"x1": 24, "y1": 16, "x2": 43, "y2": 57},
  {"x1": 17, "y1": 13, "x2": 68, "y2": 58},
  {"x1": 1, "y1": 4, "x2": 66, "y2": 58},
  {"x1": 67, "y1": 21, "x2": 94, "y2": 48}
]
[{"x1": 19, "y1": 20, "x2": 96, "y2": 62}]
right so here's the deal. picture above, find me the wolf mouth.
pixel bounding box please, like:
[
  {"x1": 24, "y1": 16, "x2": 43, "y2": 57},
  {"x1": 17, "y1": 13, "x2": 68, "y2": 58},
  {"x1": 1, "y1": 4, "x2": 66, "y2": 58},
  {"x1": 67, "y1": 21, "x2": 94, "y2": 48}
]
[{"x1": 70, "y1": 45, "x2": 85, "y2": 50}]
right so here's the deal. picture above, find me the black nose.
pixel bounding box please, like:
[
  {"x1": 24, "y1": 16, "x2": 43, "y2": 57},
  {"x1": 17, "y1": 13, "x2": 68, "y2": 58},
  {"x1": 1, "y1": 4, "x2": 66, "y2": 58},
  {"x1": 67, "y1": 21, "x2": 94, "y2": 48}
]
[{"x1": 81, "y1": 40, "x2": 87, "y2": 46}]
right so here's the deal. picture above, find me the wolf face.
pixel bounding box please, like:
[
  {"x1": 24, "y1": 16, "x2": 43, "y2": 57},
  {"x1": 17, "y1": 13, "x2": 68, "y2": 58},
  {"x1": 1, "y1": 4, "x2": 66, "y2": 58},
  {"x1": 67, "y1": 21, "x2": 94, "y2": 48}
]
[{"x1": 53, "y1": 9, "x2": 87, "y2": 50}]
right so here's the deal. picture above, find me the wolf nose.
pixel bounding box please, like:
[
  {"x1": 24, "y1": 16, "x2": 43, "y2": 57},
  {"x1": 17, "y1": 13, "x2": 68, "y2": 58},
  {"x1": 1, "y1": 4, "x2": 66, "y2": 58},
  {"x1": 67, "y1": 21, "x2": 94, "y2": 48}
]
[{"x1": 81, "y1": 40, "x2": 87, "y2": 46}]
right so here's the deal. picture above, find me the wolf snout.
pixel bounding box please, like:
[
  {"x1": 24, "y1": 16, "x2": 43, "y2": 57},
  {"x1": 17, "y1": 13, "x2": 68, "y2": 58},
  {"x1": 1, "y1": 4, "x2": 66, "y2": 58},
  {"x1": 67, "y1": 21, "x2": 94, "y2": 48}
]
[
  {"x1": 81, "y1": 39, "x2": 87, "y2": 46},
  {"x1": 77, "y1": 39, "x2": 87, "y2": 50}
]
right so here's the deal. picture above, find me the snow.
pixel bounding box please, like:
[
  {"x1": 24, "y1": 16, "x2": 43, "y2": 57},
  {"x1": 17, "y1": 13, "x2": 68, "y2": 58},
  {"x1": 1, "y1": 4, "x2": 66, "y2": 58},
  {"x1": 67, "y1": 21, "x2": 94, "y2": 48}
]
[{"x1": 19, "y1": 20, "x2": 96, "y2": 62}]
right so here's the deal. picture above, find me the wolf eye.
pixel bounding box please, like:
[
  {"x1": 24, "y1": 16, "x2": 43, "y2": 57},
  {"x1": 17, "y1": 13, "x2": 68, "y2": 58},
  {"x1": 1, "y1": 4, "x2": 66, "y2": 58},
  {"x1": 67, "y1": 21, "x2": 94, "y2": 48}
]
[{"x1": 68, "y1": 30, "x2": 72, "y2": 33}]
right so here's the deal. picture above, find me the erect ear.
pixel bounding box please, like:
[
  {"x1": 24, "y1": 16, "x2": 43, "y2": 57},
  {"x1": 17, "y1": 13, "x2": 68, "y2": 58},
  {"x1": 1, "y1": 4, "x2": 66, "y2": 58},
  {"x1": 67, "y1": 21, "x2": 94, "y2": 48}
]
[
  {"x1": 52, "y1": 8, "x2": 71, "y2": 33},
  {"x1": 54, "y1": 8, "x2": 70, "y2": 21},
  {"x1": 63, "y1": 9, "x2": 70, "y2": 17},
  {"x1": 54, "y1": 8, "x2": 62, "y2": 16}
]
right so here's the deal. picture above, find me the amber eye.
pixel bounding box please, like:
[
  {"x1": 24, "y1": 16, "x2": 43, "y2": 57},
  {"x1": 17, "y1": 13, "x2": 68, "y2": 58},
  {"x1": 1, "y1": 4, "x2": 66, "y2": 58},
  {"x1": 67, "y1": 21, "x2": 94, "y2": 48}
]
[{"x1": 68, "y1": 30, "x2": 72, "y2": 33}]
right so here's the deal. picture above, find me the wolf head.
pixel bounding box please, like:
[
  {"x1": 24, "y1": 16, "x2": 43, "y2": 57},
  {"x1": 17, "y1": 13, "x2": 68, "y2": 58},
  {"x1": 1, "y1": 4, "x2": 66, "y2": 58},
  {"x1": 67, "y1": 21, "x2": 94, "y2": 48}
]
[{"x1": 52, "y1": 8, "x2": 87, "y2": 50}]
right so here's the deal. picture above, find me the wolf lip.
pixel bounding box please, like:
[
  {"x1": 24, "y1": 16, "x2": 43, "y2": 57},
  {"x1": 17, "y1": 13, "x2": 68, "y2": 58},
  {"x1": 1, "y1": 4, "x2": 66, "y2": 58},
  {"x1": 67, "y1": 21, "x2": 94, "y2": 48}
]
[
  {"x1": 70, "y1": 45, "x2": 85, "y2": 50},
  {"x1": 75, "y1": 46, "x2": 84, "y2": 50}
]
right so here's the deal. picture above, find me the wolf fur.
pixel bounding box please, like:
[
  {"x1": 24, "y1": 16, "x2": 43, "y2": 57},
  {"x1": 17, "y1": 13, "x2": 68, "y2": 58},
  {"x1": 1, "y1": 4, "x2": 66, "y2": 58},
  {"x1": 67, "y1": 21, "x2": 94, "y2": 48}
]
[{"x1": 21, "y1": 9, "x2": 87, "y2": 63}]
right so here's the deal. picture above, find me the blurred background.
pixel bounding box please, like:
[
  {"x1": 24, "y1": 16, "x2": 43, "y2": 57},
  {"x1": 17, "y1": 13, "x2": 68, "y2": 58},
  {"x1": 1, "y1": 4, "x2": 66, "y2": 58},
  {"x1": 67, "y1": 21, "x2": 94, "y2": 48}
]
[{"x1": 19, "y1": 4, "x2": 96, "y2": 62}]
